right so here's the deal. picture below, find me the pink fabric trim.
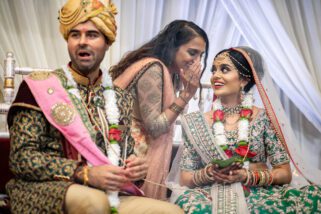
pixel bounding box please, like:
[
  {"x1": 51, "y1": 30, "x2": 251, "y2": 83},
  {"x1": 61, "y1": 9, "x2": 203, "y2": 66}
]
[{"x1": 25, "y1": 73, "x2": 142, "y2": 196}]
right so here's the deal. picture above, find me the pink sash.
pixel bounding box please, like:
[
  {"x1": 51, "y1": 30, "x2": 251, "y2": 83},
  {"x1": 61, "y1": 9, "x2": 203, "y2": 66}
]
[{"x1": 24, "y1": 72, "x2": 143, "y2": 196}]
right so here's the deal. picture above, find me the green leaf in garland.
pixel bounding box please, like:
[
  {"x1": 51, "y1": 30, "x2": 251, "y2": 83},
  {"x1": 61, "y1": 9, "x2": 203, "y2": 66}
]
[
  {"x1": 111, "y1": 207, "x2": 118, "y2": 214},
  {"x1": 110, "y1": 139, "x2": 118, "y2": 144},
  {"x1": 110, "y1": 124, "x2": 119, "y2": 129},
  {"x1": 220, "y1": 145, "x2": 228, "y2": 151},
  {"x1": 211, "y1": 156, "x2": 243, "y2": 168},
  {"x1": 238, "y1": 141, "x2": 248, "y2": 147}
]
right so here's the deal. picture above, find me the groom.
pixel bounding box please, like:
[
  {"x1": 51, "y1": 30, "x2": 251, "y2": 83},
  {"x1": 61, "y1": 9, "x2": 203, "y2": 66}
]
[{"x1": 6, "y1": 0, "x2": 183, "y2": 213}]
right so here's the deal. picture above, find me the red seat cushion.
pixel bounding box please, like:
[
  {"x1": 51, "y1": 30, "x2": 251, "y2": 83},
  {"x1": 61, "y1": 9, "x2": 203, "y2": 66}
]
[{"x1": 0, "y1": 137, "x2": 13, "y2": 194}]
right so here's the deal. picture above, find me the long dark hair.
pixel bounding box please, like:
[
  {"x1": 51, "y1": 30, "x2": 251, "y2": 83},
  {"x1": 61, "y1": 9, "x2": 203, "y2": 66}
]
[
  {"x1": 110, "y1": 20, "x2": 209, "y2": 80},
  {"x1": 213, "y1": 49, "x2": 255, "y2": 92}
]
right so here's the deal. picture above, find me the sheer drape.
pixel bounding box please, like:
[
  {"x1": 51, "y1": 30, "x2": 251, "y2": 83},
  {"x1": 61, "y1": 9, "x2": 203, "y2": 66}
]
[{"x1": 0, "y1": 0, "x2": 320, "y2": 168}]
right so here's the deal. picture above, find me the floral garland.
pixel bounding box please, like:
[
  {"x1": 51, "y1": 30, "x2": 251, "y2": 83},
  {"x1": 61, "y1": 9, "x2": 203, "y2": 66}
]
[
  {"x1": 212, "y1": 93, "x2": 256, "y2": 163},
  {"x1": 63, "y1": 66, "x2": 121, "y2": 213}
]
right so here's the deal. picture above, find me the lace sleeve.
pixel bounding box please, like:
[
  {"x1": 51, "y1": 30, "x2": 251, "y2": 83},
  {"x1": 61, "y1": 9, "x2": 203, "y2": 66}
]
[{"x1": 136, "y1": 63, "x2": 170, "y2": 138}]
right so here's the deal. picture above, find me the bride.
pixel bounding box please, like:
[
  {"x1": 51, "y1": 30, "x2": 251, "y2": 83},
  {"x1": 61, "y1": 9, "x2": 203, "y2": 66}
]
[{"x1": 167, "y1": 46, "x2": 321, "y2": 213}]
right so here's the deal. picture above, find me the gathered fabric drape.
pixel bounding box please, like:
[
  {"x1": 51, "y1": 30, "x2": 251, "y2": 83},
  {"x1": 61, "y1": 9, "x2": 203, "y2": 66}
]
[{"x1": 0, "y1": 0, "x2": 320, "y2": 168}]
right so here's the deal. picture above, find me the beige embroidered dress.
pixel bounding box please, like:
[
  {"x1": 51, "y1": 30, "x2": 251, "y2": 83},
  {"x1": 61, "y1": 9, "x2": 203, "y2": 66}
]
[{"x1": 115, "y1": 58, "x2": 175, "y2": 200}]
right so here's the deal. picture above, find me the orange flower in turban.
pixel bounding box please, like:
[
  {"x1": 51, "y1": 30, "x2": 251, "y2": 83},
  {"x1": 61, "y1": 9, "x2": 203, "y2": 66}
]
[{"x1": 58, "y1": 0, "x2": 117, "y2": 44}]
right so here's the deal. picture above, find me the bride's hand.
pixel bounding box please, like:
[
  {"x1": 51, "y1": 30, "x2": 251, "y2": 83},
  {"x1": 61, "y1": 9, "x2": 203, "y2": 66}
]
[
  {"x1": 210, "y1": 162, "x2": 243, "y2": 175},
  {"x1": 211, "y1": 168, "x2": 247, "y2": 184}
]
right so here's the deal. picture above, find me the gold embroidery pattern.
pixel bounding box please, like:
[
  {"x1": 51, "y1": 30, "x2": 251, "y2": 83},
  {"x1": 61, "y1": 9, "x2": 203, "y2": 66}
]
[
  {"x1": 7, "y1": 109, "x2": 78, "y2": 213},
  {"x1": 51, "y1": 103, "x2": 75, "y2": 126},
  {"x1": 28, "y1": 71, "x2": 52, "y2": 81}
]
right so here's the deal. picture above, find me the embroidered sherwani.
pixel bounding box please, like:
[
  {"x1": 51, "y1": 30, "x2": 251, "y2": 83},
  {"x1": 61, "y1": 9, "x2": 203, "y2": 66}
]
[{"x1": 6, "y1": 68, "x2": 134, "y2": 213}]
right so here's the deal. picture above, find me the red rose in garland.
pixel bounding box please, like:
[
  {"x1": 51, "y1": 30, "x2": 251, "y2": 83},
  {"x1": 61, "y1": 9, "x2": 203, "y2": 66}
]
[
  {"x1": 211, "y1": 93, "x2": 255, "y2": 168},
  {"x1": 213, "y1": 110, "x2": 224, "y2": 122},
  {"x1": 240, "y1": 109, "x2": 253, "y2": 119},
  {"x1": 224, "y1": 149, "x2": 233, "y2": 158},
  {"x1": 109, "y1": 128, "x2": 122, "y2": 142}
]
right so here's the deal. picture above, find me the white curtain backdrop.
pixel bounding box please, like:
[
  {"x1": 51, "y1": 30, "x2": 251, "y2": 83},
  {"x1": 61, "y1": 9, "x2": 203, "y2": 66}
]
[{"x1": 0, "y1": 0, "x2": 320, "y2": 168}]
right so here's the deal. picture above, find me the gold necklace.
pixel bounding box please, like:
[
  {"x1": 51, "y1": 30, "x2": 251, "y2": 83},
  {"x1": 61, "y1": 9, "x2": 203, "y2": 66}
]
[{"x1": 222, "y1": 104, "x2": 241, "y2": 117}]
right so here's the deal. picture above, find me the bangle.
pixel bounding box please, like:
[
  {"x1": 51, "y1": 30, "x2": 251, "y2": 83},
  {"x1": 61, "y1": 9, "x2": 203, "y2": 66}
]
[
  {"x1": 267, "y1": 171, "x2": 274, "y2": 185},
  {"x1": 169, "y1": 102, "x2": 184, "y2": 115},
  {"x1": 204, "y1": 165, "x2": 215, "y2": 182},
  {"x1": 243, "y1": 169, "x2": 250, "y2": 186},
  {"x1": 192, "y1": 171, "x2": 201, "y2": 187},
  {"x1": 258, "y1": 170, "x2": 266, "y2": 186},
  {"x1": 179, "y1": 92, "x2": 189, "y2": 104},
  {"x1": 83, "y1": 166, "x2": 89, "y2": 186}
]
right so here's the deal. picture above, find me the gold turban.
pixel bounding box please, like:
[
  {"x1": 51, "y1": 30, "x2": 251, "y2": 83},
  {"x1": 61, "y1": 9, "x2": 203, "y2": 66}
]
[{"x1": 58, "y1": 0, "x2": 117, "y2": 44}]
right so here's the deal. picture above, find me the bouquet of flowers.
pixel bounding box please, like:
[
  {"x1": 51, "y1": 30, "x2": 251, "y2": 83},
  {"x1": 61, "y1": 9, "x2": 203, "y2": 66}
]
[{"x1": 212, "y1": 141, "x2": 257, "y2": 168}]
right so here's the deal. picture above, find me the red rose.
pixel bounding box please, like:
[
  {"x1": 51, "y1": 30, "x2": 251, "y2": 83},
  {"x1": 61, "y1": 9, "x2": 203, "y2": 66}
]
[
  {"x1": 108, "y1": 128, "x2": 122, "y2": 142},
  {"x1": 235, "y1": 145, "x2": 256, "y2": 158},
  {"x1": 224, "y1": 149, "x2": 233, "y2": 158},
  {"x1": 213, "y1": 110, "x2": 224, "y2": 122},
  {"x1": 240, "y1": 109, "x2": 253, "y2": 119}
]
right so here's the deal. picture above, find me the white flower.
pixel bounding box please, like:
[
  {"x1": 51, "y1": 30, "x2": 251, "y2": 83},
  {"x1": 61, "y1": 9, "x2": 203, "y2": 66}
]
[
  {"x1": 107, "y1": 144, "x2": 121, "y2": 166},
  {"x1": 68, "y1": 88, "x2": 81, "y2": 99},
  {"x1": 212, "y1": 94, "x2": 253, "y2": 147},
  {"x1": 101, "y1": 68, "x2": 113, "y2": 87},
  {"x1": 62, "y1": 66, "x2": 121, "y2": 209},
  {"x1": 242, "y1": 93, "x2": 253, "y2": 108},
  {"x1": 62, "y1": 65, "x2": 77, "y2": 88},
  {"x1": 238, "y1": 119, "x2": 249, "y2": 141},
  {"x1": 104, "y1": 90, "x2": 120, "y2": 124},
  {"x1": 108, "y1": 191, "x2": 120, "y2": 208},
  {"x1": 213, "y1": 122, "x2": 226, "y2": 145},
  {"x1": 215, "y1": 135, "x2": 227, "y2": 146},
  {"x1": 214, "y1": 122, "x2": 225, "y2": 134}
]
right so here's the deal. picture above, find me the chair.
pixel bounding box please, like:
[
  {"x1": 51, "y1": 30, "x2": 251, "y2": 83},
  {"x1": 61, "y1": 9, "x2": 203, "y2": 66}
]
[{"x1": 0, "y1": 52, "x2": 52, "y2": 213}]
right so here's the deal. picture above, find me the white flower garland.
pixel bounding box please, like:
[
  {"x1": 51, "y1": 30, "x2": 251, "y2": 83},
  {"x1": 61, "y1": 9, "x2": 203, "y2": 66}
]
[
  {"x1": 212, "y1": 93, "x2": 253, "y2": 146},
  {"x1": 62, "y1": 66, "x2": 121, "y2": 209}
]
